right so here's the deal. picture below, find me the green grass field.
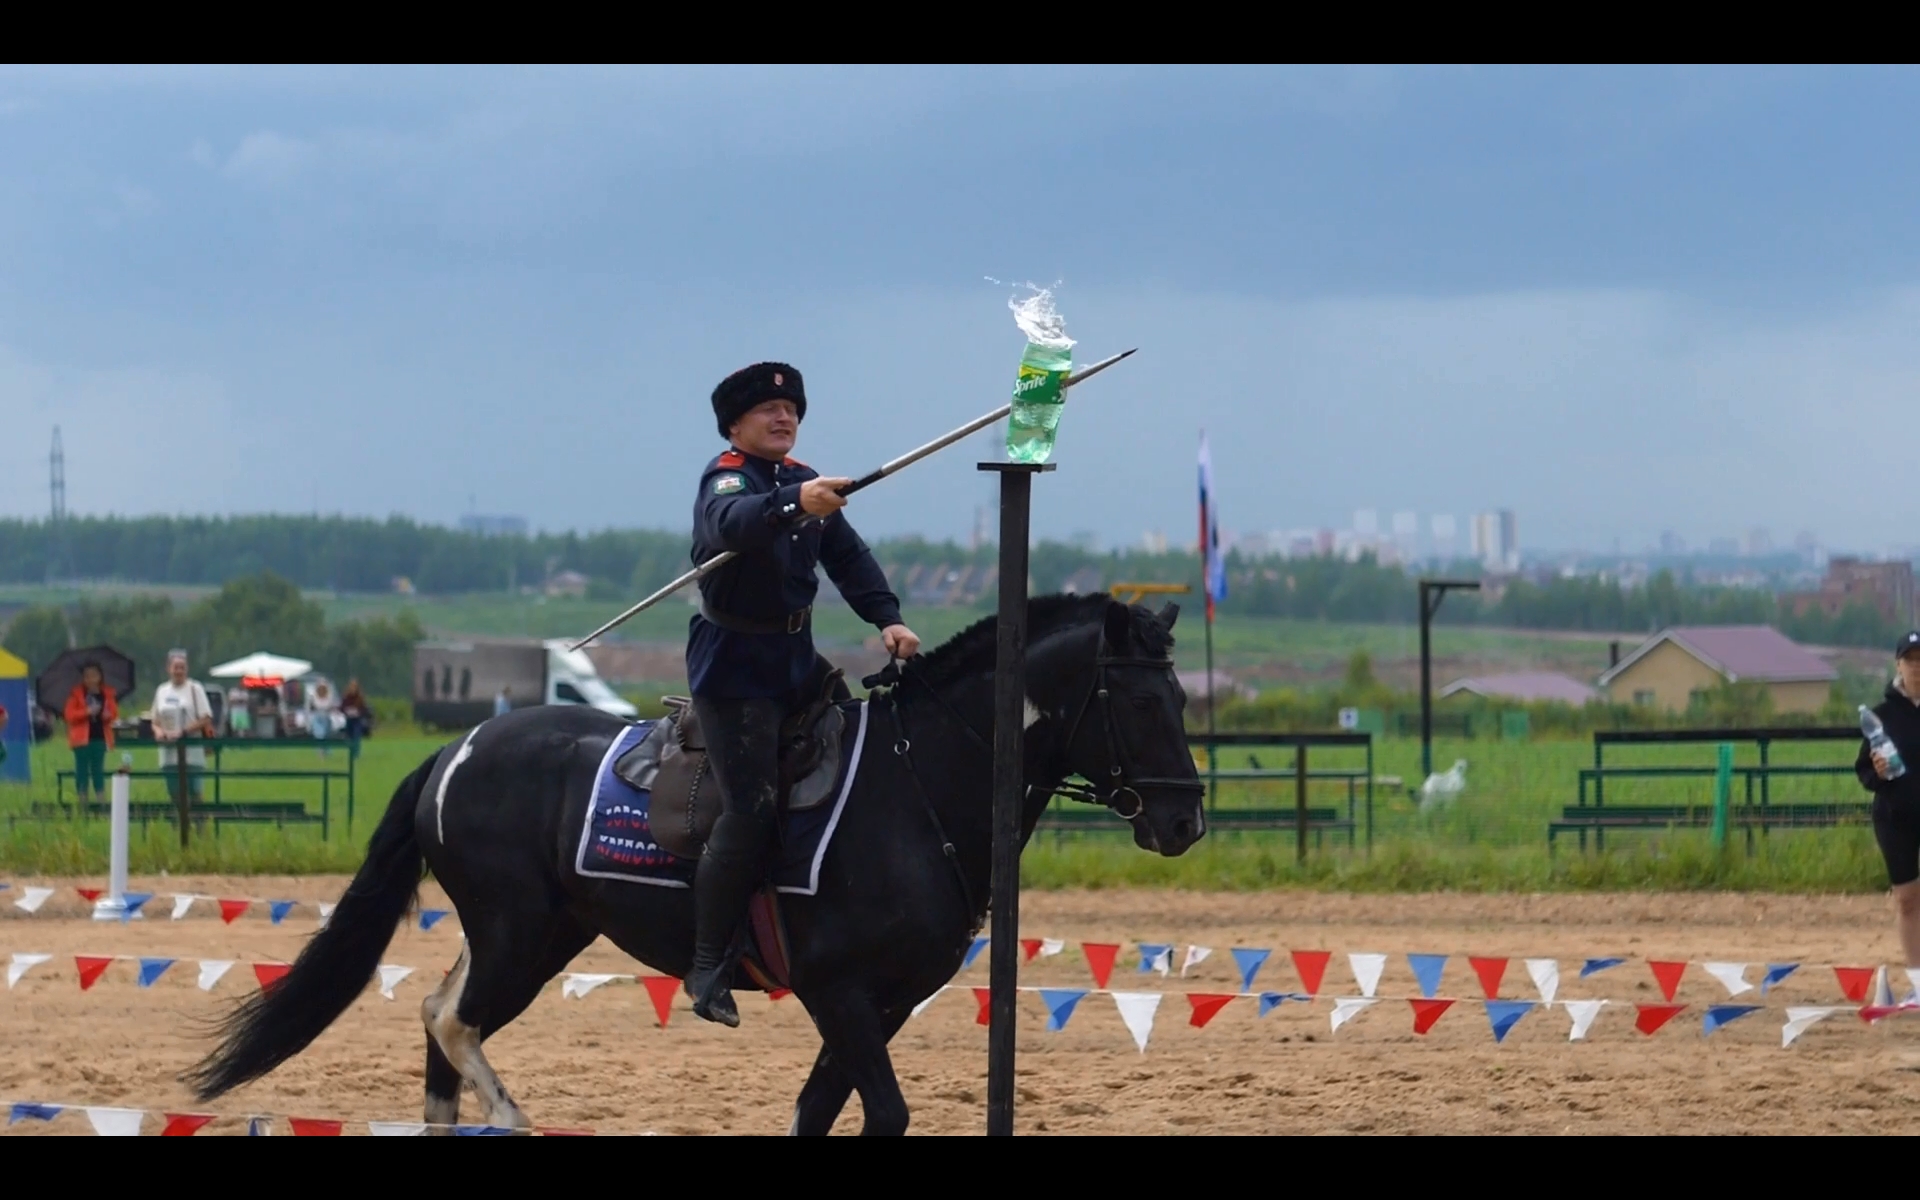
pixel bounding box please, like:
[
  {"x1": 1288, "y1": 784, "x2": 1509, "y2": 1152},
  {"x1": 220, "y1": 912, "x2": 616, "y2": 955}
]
[{"x1": 0, "y1": 724, "x2": 1887, "y2": 891}]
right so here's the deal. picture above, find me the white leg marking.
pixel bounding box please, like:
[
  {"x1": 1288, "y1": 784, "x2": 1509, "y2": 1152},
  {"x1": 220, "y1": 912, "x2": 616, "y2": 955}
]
[
  {"x1": 421, "y1": 942, "x2": 531, "y2": 1132},
  {"x1": 434, "y1": 727, "x2": 482, "y2": 845},
  {"x1": 789, "y1": 1102, "x2": 801, "y2": 1135},
  {"x1": 1023, "y1": 697, "x2": 1043, "y2": 729}
]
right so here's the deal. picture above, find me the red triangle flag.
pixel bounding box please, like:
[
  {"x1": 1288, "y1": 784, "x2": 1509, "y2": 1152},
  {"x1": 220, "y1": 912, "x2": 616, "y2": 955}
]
[
  {"x1": 1082, "y1": 943, "x2": 1119, "y2": 989},
  {"x1": 1649, "y1": 960, "x2": 1686, "y2": 1002},
  {"x1": 75, "y1": 956, "x2": 114, "y2": 990},
  {"x1": 289, "y1": 1117, "x2": 342, "y2": 1136},
  {"x1": 1634, "y1": 1003, "x2": 1686, "y2": 1035},
  {"x1": 1468, "y1": 957, "x2": 1509, "y2": 999},
  {"x1": 640, "y1": 975, "x2": 679, "y2": 1027},
  {"x1": 1834, "y1": 966, "x2": 1875, "y2": 1003},
  {"x1": 1410, "y1": 997, "x2": 1456, "y2": 1035},
  {"x1": 253, "y1": 962, "x2": 291, "y2": 990},
  {"x1": 1291, "y1": 949, "x2": 1332, "y2": 996},
  {"x1": 972, "y1": 986, "x2": 992, "y2": 1025},
  {"x1": 1021, "y1": 938, "x2": 1042, "y2": 964},
  {"x1": 1186, "y1": 993, "x2": 1235, "y2": 1028},
  {"x1": 76, "y1": 887, "x2": 101, "y2": 902},
  {"x1": 768, "y1": 987, "x2": 792, "y2": 1001},
  {"x1": 162, "y1": 1113, "x2": 215, "y2": 1136},
  {"x1": 218, "y1": 898, "x2": 250, "y2": 924}
]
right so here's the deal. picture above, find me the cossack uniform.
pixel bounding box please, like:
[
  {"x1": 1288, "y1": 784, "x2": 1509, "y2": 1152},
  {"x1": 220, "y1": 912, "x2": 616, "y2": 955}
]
[{"x1": 680, "y1": 360, "x2": 907, "y2": 1029}]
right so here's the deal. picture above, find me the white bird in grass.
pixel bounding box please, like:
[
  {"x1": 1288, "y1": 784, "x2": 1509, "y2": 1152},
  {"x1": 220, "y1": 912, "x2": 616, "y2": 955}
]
[{"x1": 1419, "y1": 759, "x2": 1468, "y2": 812}]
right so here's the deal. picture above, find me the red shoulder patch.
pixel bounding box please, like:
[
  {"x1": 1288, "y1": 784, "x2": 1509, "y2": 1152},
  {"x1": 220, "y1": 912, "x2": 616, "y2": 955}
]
[
  {"x1": 783, "y1": 456, "x2": 808, "y2": 469},
  {"x1": 716, "y1": 450, "x2": 746, "y2": 469}
]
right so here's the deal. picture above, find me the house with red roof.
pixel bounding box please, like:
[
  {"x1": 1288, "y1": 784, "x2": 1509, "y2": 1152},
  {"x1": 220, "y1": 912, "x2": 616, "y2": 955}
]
[{"x1": 1595, "y1": 625, "x2": 1837, "y2": 715}]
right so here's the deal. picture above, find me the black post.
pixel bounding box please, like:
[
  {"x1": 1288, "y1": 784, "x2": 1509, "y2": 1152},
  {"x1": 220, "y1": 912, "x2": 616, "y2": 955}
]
[
  {"x1": 978, "y1": 460, "x2": 1053, "y2": 1138},
  {"x1": 1294, "y1": 742, "x2": 1308, "y2": 863},
  {"x1": 1418, "y1": 578, "x2": 1481, "y2": 781}
]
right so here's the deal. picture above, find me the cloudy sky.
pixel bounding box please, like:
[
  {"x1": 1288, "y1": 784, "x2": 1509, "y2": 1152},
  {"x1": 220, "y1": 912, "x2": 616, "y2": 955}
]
[{"x1": 3, "y1": 65, "x2": 1918, "y2": 555}]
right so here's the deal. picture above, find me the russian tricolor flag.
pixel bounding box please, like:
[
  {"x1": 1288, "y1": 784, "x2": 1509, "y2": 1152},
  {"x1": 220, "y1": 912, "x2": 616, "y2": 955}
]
[{"x1": 1198, "y1": 431, "x2": 1226, "y2": 621}]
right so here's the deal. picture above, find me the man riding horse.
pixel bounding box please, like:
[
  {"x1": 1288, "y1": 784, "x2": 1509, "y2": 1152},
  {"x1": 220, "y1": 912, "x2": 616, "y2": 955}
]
[{"x1": 684, "y1": 361, "x2": 922, "y2": 1027}]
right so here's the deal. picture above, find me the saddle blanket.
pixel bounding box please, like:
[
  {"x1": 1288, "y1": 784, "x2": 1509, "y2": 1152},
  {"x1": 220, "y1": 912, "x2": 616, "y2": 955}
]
[{"x1": 572, "y1": 699, "x2": 869, "y2": 897}]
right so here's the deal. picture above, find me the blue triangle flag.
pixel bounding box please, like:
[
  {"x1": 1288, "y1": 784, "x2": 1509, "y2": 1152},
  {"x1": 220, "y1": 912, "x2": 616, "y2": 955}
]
[
  {"x1": 1408, "y1": 953, "x2": 1448, "y2": 999},
  {"x1": 1760, "y1": 963, "x2": 1799, "y2": 994},
  {"x1": 1703, "y1": 1004, "x2": 1762, "y2": 1035},
  {"x1": 1580, "y1": 957, "x2": 1625, "y2": 978},
  {"x1": 269, "y1": 900, "x2": 295, "y2": 924},
  {"x1": 1137, "y1": 943, "x2": 1171, "y2": 973},
  {"x1": 1038, "y1": 987, "x2": 1088, "y2": 1031},
  {"x1": 1485, "y1": 999, "x2": 1535, "y2": 1043},
  {"x1": 962, "y1": 936, "x2": 988, "y2": 969},
  {"x1": 248, "y1": 1116, "x2": 272, "y2": 1136},
  {"x1": 1231, "y1": 947, "x2": 1270, "y2": 993},
  {"x1": 1258, "y1": 992, "x2": 1289, "y2": 1017},
  {"x1": 137, "y1": 957, "x2": 175, "y2": 988},
  {"x1": 455, "y1": 1124, "x2": 514, "y2": 1135},
  {"x1": 9, "y1": 1102, "x2": 61, "y2": 1125},
  {"x1": 121, "y1": 892, "x2": 153, "y2": 922},
  {"x1": 419, "y1": 909, "x2": 449, "y2": 932}
]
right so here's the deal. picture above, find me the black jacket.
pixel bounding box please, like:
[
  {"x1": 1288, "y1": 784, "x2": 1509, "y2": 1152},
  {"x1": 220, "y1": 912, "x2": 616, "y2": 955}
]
[
  {"x1": 686, "y1": 447, "x2": 902, "y2": 699},
  {"x1": 1855, "y1": 681, "x2": 1920, "y2": 802}
]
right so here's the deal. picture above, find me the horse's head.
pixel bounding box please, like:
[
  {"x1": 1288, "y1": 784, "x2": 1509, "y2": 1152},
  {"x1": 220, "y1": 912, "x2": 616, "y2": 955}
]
[{"x1": 1049, "y1": 598, "x2": 1206, "y2": 856}]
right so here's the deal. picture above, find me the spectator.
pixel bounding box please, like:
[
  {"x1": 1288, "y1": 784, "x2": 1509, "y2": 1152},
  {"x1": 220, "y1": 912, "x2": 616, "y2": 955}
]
[
  {"x1": 64, "y1": 661, "x2": 118, "y2": 806},
  {"x1": 150, "y1": 649, "x2": 214, "y2": 804},
  {"x1": 339, "y1": 678, "x2": 371, "y2": 761},
  {"x1": 226, "y1": 687, "x2": 252, "y2": 737},
  {"x1": 494, "y1": 685, "x2": 512, "y2": 717},
  {"x1": 309, "y1": 679, "x2": 337, "y2": 756}
]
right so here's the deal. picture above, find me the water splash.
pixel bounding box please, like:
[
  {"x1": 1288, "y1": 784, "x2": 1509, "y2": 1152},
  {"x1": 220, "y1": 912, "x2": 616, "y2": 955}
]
[{"x1": 985, "y1": 277, "x2": 1075, "y2": 348}]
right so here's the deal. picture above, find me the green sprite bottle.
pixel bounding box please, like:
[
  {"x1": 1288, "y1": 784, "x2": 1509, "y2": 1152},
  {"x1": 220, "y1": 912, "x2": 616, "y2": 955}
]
[{"x1": 1005, "y1": 286, "x2": 1075, "y2": 464}]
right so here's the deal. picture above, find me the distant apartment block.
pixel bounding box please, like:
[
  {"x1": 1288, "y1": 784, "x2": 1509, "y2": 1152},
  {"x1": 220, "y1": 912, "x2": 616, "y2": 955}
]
[
  {"x1": 459, "y1": 514, "x2": 528, "y2": 537},
  {"x1": 1782, "y1": 556, "x2": 1917, "y2": 626},
  {"x1": 1470, "y1": 510, "x2": 1518, "y2": 571}
]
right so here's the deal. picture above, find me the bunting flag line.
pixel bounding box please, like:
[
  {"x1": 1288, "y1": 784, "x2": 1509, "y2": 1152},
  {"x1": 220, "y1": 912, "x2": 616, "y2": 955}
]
[
  {"x1": 1, "y1": 1098, "x2": 646, "y2": 1135},
  {"x1": 0, "y1": 885, "x2": 451, "y2": 932}
]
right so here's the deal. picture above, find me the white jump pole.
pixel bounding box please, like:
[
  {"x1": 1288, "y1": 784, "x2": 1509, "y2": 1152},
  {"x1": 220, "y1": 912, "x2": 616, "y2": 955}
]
[{"x1": 92, "y1": 753, "x2": 134, "y2": 922}]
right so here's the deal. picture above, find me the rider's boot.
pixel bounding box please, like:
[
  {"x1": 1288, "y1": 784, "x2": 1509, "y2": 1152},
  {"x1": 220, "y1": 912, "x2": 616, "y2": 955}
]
[{"x1": 684, "y1": 810, "x2": 775, "y2": 1027}]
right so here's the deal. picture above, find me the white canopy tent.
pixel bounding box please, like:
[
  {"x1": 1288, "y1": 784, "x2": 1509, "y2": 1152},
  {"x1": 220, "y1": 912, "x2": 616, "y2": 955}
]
[{"x1": 208, "y1": 651, "x2": 314, "y2": 680}]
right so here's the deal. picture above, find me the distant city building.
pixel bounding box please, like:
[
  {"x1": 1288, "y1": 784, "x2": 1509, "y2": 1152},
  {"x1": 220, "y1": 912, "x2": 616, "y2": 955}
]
[
  {"x1": 1353, "y1": 509, "x2": 1379, "y2": 537},
  {"x1": 460, "y1": 514, "x2": 528, "y2": 537},
  {"x1": 1659, "y1": 530, "x2": 1685, "y2": 556},
  {"x1": 1782, "y1": 556, "x2": 1917, "y2": 627},
  {"x1": 1469, "y1": 510, "x2": 1518, "y2": 572},
  {"x1": 1742, "y1": 528, "x2": 1774, "y2": 557},
  {"x1": 1142, "y1": 530, "x2": 1168, "y2": 555},
  {"x1": 1707, "y1": 536, "x2": 1740, "y2": 557}
]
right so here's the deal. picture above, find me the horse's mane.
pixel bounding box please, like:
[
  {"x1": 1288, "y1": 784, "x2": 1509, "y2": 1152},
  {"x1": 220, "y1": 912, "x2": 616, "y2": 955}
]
[{"x1": 905, "y1": 592, "x2": 1174, "y2": 690}]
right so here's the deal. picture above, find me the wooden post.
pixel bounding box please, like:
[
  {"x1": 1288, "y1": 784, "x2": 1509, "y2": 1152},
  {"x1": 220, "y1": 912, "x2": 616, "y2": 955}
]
[{"x1": 1294, "y1": 742, "x2": 1308, "y2": 863}]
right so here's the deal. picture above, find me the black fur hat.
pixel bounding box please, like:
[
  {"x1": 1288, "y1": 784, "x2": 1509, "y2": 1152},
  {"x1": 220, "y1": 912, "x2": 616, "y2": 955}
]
[{"x1": 712, "y1": 362, "x2": 805, "y2": 439}]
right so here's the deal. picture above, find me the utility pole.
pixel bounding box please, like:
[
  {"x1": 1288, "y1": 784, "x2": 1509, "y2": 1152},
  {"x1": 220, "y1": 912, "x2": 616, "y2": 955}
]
[
  {"x1": 47, "y1": 426, "x2": 70, "y2": 584},
  {"x1": 1418, "y1": 578, "x2": 1481, "y2": 780}
]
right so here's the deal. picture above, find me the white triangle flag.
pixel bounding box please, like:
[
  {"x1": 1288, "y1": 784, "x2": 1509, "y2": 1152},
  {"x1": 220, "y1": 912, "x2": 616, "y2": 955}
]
[
  {"x1": 369, "y1": 1120, "x2": 429, "y2": 1136},
  {"x1": 1330, "y1": 997, "x2": 1377, "y2": 1033},
  {"x1": 561, "y1": 973, "x2": 621, "y2": 999},
  {"x1": 1524, "y1": 958, "x2": 1559, "y2": 1005},
  {"x1": 14, "y1": 886, "x2": 53, "y2": 913},
  {"x1": 377, "y1": 964, "x2": 415, "y2": 1000},
  {"x1": 1703, "y1": 962, "x2": 1753, "y2": 997},
  {"x1": 317, "y1": 901, "x2": 337, "y2": 928},
  {"x1": 8, "y1": 953, "x2": 52, "y2": 989},
  {"x1": 1783, "y1": 1006, "x2": 1844, "y2": 1048},
  {"x1": 197, "y1": 960, "x2": 235, "y2": 992},
  {"x1": 1037, "y1": 938, "x2": 1064, "y2": 958},
  {"x1": 911, "y1": 986, "x2": 948, "y2": 1017},
  {"x1": 1111, "y1": 991, "x2": 1162, "y2": 1052},
  {"x1": 1181, "y1": 945, "x2": 1213, "y2": 977},
  {"x1": 1348, "y1": 952, "x2": 1386, "y2": 998},
  {"x1": 1563, "y1": 999, "x2": 1607, "y2": 1041},
  {"x1": 1873, "y1": 965, "x2": 1895, "y2": 1008},
  {"x1": 85, "y1": 1106, "x2": 145, "y2": 1136},
  {"x1": 1906, "y1": 967, "x2": 1920, "y2": 1005},
  {"x1": 170, "y1": 894, "x2": 197, "y2": 920}
]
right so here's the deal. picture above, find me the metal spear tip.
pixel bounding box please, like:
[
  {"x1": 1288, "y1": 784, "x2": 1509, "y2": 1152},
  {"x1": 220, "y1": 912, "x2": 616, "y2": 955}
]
[{"x1": 1062, "y1": 347, "x2": 1138, "y2": 389}]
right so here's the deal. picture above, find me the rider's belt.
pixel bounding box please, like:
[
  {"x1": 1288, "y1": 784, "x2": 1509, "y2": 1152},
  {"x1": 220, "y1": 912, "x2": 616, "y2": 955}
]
[{"x1": 700, "y1": 603, "x2": 812, "y2": 635}]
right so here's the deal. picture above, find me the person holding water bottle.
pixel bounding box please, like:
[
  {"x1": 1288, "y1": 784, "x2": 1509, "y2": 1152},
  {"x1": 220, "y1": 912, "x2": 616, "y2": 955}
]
[{"x1": 1857, "y1": 631, "x2": 1920, "y2": 968}]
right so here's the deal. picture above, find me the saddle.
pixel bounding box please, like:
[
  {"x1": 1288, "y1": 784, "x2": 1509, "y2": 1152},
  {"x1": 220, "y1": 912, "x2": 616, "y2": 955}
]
[{"x1": 612, "y1": 667, "x2": 850, "y2": 861}]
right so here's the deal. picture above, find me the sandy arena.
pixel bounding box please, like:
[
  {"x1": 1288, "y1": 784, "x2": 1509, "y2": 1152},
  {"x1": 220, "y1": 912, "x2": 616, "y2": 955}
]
[{"x1": 5, "y1": 877, "x2": 1920, "y2": 1134}]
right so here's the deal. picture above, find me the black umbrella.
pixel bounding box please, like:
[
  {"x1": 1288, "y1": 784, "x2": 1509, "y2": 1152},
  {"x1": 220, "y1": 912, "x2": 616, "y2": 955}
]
[{"x1": 34, "y1": 645, "x2": 137, "y2": 714}]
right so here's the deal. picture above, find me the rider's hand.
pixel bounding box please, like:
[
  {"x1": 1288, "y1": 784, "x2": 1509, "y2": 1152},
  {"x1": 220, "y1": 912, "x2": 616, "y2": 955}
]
[
  {"x1": 1876, "y1": 750, "x2": 1893, "y2": 780},
  {"x1": 882, "y1": 624, "x2": 921, "y2": 658},
  {"x1": 799, "y1": 477, "x2": 852, "y2": 518}
]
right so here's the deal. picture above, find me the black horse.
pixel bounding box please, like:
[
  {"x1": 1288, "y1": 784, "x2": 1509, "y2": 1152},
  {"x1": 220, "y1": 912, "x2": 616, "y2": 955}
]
[{"x1": 183, "y1": 594, "x2": 1206, "y2": 1134}]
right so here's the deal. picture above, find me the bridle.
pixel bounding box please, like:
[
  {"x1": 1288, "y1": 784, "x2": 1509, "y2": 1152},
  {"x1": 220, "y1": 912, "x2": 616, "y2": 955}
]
[{"x1": 875, "y1": 626, "x2": 1205, "y2": 829}]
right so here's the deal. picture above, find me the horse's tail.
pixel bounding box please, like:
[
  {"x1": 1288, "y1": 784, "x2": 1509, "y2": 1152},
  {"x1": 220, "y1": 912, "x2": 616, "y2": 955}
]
[{"x1": 182, "y1": 747, "x2": 441, "y2": 1102}]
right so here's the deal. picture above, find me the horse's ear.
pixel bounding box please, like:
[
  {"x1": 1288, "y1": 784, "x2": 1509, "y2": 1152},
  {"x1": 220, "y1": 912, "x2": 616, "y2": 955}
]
[
  {"x1": 1103, "y1": 598, "x2": 1133, "y2": 651},
  {"x1": 1157, "y1": 602, "x2": 1180, "y2": 630}
]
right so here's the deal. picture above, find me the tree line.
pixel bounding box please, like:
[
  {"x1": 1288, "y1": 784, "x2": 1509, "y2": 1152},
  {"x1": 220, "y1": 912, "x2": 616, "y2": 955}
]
[{"x1": 1, "y1": 514, "x2": 1901, "y2": 650}]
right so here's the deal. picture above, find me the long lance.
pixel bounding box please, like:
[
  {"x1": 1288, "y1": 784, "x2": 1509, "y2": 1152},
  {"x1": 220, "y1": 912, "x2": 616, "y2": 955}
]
[{"x1": 567, "y1": 347, "x2": 1137, "y2": 651}]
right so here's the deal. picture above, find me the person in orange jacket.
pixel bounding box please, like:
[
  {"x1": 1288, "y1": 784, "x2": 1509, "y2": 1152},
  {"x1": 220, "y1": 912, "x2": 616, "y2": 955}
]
[{"x1": 65, "y1": 661, "x2": 118, "y2": 804}]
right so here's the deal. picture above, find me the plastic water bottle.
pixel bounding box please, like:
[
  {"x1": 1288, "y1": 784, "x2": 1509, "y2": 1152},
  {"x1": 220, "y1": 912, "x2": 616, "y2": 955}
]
[
  {"x1": 1006, "y1": 340, "x2": 1072, "y2": 464},
  {"x1": 1862, "y1": 706, "x2": 1905, "y2": 778}
]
